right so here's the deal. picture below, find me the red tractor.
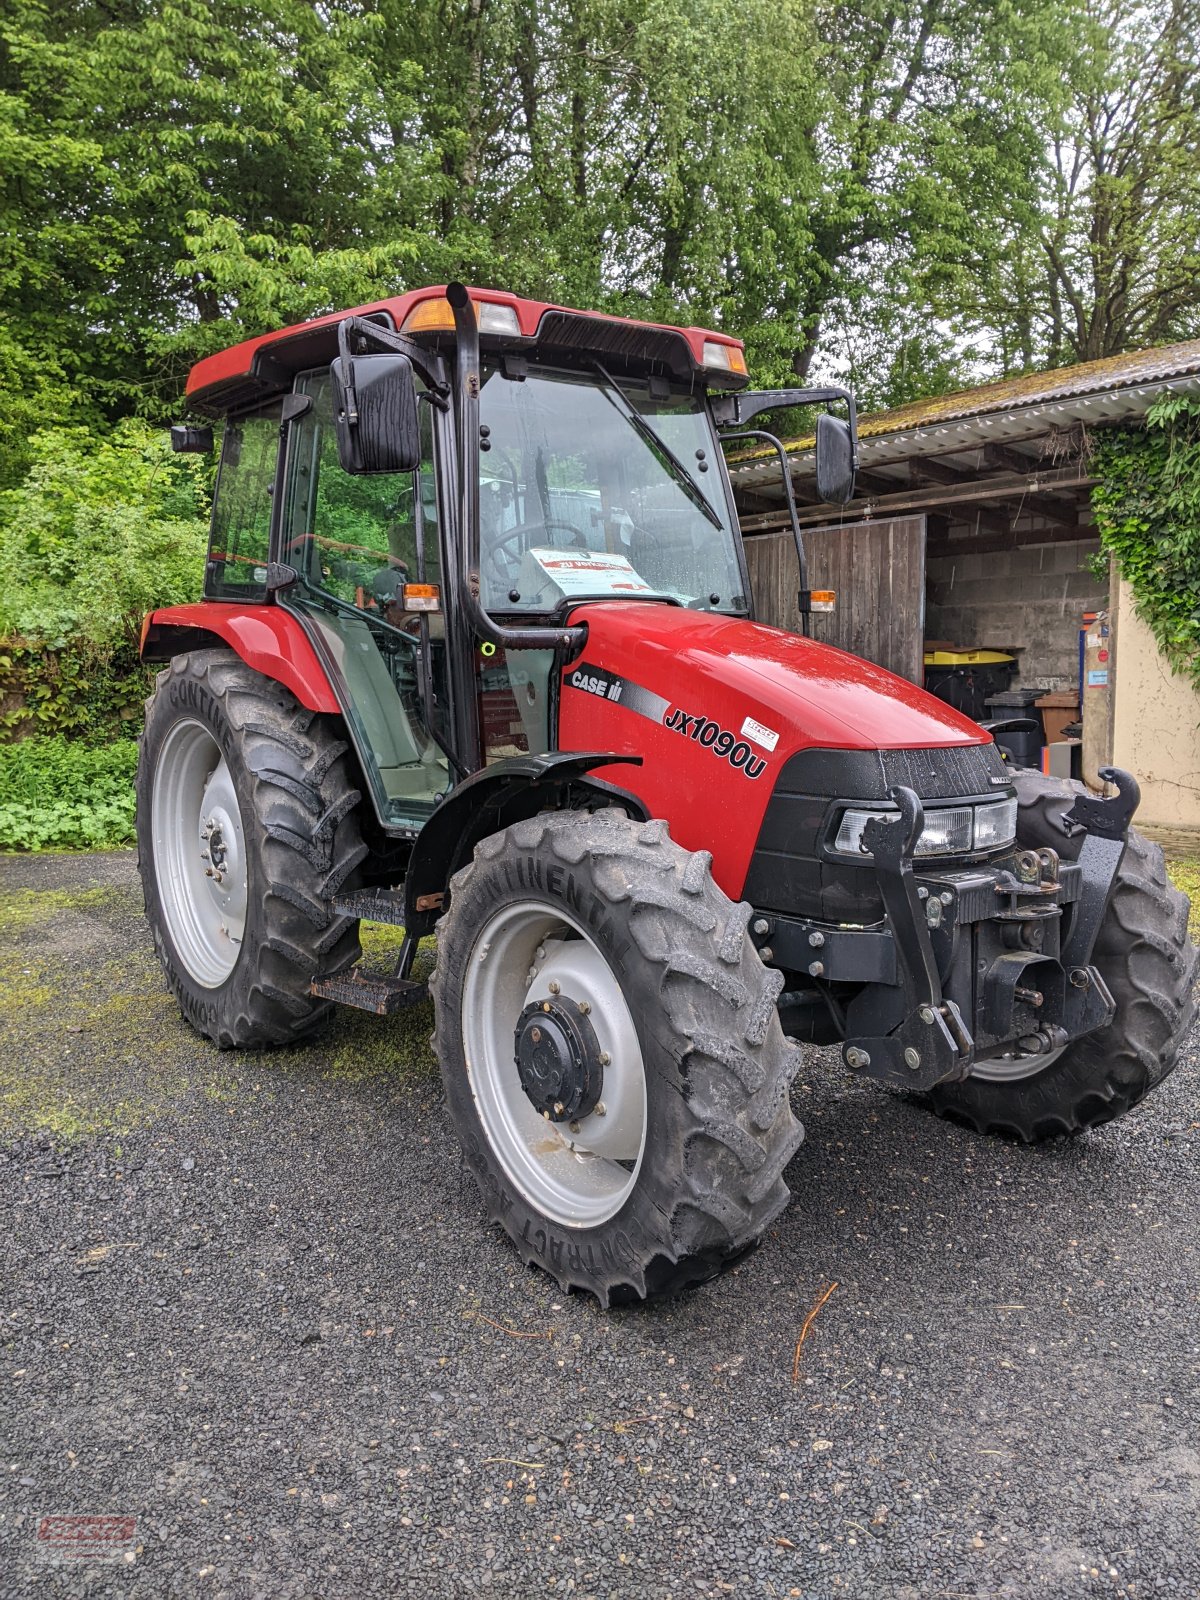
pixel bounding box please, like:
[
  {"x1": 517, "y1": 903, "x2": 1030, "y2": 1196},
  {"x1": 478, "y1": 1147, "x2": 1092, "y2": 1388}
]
[{"x1": 139, "y1": 283, "x2": 1195, "y2": 1304}]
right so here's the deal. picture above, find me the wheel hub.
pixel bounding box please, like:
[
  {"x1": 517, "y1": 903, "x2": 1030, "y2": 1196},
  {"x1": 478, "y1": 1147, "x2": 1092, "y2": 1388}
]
[{"x1": 514, "y1": 995, "x2": 605, "y2": 1122}]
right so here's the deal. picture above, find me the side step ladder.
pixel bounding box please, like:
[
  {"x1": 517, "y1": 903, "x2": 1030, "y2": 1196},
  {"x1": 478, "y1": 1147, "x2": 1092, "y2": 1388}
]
[{"x1": 309, "y1": 887, "x2": 428, "y2": 1016}]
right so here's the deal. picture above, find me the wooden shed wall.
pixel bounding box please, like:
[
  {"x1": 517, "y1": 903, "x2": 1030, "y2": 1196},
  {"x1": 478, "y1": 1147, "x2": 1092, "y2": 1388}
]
[{"x1": 743, "y1": 514, "x2": 927, "y2": 684}]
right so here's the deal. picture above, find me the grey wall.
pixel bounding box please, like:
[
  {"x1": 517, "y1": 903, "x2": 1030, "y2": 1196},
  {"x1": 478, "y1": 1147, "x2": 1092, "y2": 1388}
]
[{"x1": 925, "y1": 538, "x2": 1107, "y2": 691}]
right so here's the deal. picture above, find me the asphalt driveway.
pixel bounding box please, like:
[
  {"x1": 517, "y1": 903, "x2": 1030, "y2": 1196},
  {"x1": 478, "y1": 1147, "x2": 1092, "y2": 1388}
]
[{"x1": 1, "y1": 851, "x2": 1198, "y2": 1599}]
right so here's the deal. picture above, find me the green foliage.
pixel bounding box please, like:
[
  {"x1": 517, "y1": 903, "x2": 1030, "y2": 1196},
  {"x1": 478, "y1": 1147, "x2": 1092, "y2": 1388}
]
[
  {"x1": 0, "y1": 736, "x2": 138, "y2": 850},
  {"x1": 1091, "y1": 394, "x2": 1200, "y2": 684},
  {"x1": 0, "y1": 418, "x2": 208, "y2": 742},
  {"x1": 0, "y1": 0, "x2": 1123, "y2": 439},
  {"x1": 0, "y1": 418, "x2": 209, "y2": 649},
  {"x1": 0, "y1": 643, "x2": 150, "y2": 741}
]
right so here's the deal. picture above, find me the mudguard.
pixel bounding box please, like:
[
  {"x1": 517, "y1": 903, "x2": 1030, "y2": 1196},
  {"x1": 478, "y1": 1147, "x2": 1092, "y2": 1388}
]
[
  {"x1": 140, "y1": 603, "x2": 340, "y2": 714},
  {"x1": 403, "y1": 752, "x2": 646, "y2": 935}
]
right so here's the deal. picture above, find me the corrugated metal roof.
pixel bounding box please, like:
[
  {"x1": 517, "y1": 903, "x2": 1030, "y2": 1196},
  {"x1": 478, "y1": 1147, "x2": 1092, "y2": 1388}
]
[
  {"x1": 849, "y1": 335, "x2": 1200, "y2": 440},
  {"x1": 730, "y1": 336, "x2": 1200, "y2": 492}
]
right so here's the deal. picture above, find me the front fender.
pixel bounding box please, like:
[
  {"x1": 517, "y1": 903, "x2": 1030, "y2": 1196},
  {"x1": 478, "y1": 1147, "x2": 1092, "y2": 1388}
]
[{"x1": 404, "y1": 752, "x2": 645, "y2": 935}]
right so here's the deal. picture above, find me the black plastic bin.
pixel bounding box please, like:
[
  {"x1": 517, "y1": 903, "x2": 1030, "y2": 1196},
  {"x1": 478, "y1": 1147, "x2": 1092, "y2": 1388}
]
[
  {"x1": 983, "y1": 688, "x2": 1046, "y2": 767},
  {"x1": 924, "y1": 657, "x2": 1016, "y2": 721}
]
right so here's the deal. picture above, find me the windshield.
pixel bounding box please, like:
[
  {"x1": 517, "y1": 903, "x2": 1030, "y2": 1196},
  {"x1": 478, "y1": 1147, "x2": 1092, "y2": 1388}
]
[{"x1": 477, "y1": 367, "x2": 746, "y2": 613}]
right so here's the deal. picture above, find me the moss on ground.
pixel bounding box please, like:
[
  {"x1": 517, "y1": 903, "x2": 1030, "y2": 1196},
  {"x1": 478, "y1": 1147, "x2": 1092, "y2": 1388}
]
[
  {"x1": 322, "y1": 926, "x2": 439, "y2": 1085},
  {"x1": 0, "y1": 884, "x2": 125, "y2": 938},
  {"x1": 0, "y1": 890, "x2": 440, "y2": 1139},
  {"x1": 1163, "y1": 853, "x2": 1200, "y2": 941}
]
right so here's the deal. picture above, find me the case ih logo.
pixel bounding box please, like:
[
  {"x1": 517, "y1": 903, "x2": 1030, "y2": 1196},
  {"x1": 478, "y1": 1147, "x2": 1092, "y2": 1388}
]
[
  {"x1": 569, "y1": 667, "x2": 623, "y2": 702},
  {"x1": 37, "y1": 1515, "x2": 137, "y2": 1560}
]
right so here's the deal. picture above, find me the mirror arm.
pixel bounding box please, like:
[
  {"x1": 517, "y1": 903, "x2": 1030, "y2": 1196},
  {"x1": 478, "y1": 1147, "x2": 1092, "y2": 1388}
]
[
  {"x1": 723, "y1": 429, "x2": 811, "y2": 638},
  {"x1": 335, "y1": 316, "x2": 450, "y2": 404},
  {"x1": 446, "y1": 282, "x2": 586, "y2": 657},
  {"x1": 713, "y1": 384, "x2": 858, "y2": 458}
]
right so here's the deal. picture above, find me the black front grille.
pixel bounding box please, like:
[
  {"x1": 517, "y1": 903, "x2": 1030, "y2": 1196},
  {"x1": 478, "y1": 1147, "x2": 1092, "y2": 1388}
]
[{"x1": 742, "y1": 743, "x2": 1009, "y2": 926}]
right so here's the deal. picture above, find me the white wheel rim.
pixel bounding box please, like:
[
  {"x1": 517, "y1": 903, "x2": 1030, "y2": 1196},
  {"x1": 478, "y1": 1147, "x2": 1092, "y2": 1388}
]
[
  {"x1": 970, "y1": 1045, "x2": 1067, "y2": 1083},
  {"x1": 461, "y1": 899, "x2": 648, "y2": 1228},
  {"x1": 151, "y1": 718, "x2": 249, "y2": 988}
]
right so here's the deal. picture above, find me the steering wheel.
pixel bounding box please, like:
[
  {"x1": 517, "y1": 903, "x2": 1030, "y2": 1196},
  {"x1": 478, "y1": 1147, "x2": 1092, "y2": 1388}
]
[{"x1": 483, "y1": 518, "x2": 589, "y2": 595}]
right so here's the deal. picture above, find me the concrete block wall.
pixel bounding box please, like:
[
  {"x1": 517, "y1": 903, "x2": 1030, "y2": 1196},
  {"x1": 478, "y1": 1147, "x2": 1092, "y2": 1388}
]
[{"x1": 925, "y1": 538, "x2": 1107, "y2": 691}]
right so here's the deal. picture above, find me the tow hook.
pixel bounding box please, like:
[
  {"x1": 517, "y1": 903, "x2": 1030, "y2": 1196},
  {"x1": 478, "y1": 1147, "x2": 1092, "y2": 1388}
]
[{"x1": 839, "y1": 785, "x2": 976, "y2": 1091}]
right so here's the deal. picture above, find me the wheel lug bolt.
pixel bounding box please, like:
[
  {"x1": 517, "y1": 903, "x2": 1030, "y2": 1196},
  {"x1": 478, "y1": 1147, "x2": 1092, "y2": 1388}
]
[
  {"x1": 598, "y1": 1052, "x2": 610, "y2": 1067},
  {"x1": 542, "y1": 1110, "x2": 551, "y2": 1121},
  {"x1": 568, "y1": 1121, "x2": 581, "y2": 1135},
  {"x1": 553, "y1": 1101, "x2": 565, "y2": 1116},
  {"x1": 595, "y1": 1101, "x2": 607, "y2": 1116},
  {"x1": 548, "y1": 980, "x2": 560, "y2": 995},
  {"x1": 578, "y1": 1000, "x2": 590, "y2": 1014}
]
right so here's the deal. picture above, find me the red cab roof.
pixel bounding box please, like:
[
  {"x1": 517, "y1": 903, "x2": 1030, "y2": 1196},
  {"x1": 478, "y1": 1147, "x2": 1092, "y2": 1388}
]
[{"x1": 185, "y1": 284, "x2": 747, "y2": 415}]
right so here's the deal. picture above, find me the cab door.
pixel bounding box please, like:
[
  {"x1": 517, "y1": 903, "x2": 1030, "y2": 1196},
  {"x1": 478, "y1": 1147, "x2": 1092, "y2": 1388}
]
[{"x1": 279, "y1": 369, "x2": 451, "y2": 830}]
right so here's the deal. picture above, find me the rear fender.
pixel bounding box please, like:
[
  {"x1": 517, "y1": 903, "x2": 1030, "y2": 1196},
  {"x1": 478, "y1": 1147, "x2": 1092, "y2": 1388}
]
[
  {"x1": 140, "y1": 603, "x2": 340, "y2": 714},
  {"x1": 404, "y1": 753, "x2": 646, "y2": 936}
]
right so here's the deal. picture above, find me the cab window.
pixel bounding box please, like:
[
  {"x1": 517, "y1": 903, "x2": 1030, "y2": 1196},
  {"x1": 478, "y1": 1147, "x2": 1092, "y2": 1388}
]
[{"x1": 204, "y1": 404, "x2": 282, "y2": 601}]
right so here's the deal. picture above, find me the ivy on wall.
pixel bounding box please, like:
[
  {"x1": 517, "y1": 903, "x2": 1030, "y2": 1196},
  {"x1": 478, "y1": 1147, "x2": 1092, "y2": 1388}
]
[{"x1": 1091, "y1": 393, "x2": 1200, "y2": 686}]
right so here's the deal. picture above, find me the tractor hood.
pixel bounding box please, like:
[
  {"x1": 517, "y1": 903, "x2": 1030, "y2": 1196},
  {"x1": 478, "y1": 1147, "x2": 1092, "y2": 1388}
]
[
  {"x1": 556, "y1": 601, "x2": 991, "y2": 898},
  {"x1": 564, "y1": 601, "x2": 986, "y2": 750}
]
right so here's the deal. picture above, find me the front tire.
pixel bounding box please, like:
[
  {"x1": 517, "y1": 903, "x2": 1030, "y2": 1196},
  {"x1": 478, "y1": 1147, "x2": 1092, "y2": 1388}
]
[
  {"x1": 928, "y1": 770, "x2": 1197, "y2": 1141},
  {"x1": 430, "y1": 810, "x2": 804, "y2": 1305},
  {"x1": 136, "y1": 649, "x2": 367, "y2": 1047}
]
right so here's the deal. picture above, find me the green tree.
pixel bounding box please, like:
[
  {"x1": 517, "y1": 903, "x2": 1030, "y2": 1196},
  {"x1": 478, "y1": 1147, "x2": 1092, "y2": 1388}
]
[{"x1": 963, "y1": 0, "x2": 1200, "y2": 370}]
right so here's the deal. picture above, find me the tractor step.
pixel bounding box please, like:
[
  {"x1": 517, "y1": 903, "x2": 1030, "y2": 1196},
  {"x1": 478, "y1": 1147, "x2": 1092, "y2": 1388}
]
[
  {"x1": 332, "y1": 887, "x2": 407, "y2": 925},
  {"x1": 309, "y1": 969, "x2": 428, "y2": 1015}
]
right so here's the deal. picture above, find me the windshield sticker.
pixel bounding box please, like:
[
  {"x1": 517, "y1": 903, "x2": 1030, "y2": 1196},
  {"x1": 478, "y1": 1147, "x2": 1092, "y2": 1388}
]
[
  {"x1": 564, "y1": 663, "x2": 769, "y2": 779},
  {"x1": 527, "y1": 548, "x2": 658, "y2": 598},
  {"x1": 740, "y1": 715, "x2": 779, "y2": 753}
]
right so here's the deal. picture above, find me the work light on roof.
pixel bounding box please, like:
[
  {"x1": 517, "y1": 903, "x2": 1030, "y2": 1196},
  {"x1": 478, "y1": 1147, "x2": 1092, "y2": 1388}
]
[
  {"x1": 401, "y1": 297, "x2": 521, "y2": 337},
  {"x1": 702, "y1": 340, "x2": 747, "y2": 375}
]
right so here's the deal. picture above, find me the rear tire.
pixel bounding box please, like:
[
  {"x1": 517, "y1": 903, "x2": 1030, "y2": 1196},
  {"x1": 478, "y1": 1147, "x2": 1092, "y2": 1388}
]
[
  {"x1": 430, "y1": 810, "x2": 804, "y2": 1305},
  {"x1": 927, "y1": 769, "x2": 1197, "y2": 1141},
  {"x1": 136, "y1": 649, "x2": 367, "y2": 1047}
]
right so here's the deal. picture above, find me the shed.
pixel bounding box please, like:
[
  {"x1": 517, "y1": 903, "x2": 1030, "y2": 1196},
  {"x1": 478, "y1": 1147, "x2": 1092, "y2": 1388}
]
[{"x1": 727, "y1": 339, "x2": 1200, "y2": 703}]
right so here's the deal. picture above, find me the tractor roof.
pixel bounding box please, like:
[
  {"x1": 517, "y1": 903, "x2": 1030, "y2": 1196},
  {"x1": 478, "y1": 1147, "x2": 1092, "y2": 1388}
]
[{"x1": 186, "y1": 285, "x2": 748, "y2": 416}]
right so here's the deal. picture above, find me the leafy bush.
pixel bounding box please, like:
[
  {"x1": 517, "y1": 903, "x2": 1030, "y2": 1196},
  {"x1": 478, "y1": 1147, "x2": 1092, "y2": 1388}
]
[
  {"x1": 0, "y1": 418, "x2": 210, "y2": 740},
  {"x1": 0, "y1": 737, "x2": 139, "y2": 851},
  {"x1": 0, "y1": 418, "x2": 210, "y2": 649},
  {"x1": 1092, "y1": 394, "x2": 1200, "y2": 685}
]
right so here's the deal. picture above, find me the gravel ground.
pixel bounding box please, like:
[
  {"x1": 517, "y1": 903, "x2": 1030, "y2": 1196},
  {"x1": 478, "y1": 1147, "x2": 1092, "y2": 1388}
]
[{"x1": 2, "y1": 851, "x2": 1199, "y2": 1600}]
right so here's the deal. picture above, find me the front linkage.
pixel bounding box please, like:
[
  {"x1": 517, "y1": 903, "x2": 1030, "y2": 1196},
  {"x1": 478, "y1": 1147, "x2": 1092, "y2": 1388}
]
[{"x1": 753, "y1": 768, "x2": 1142, "y2": 1091}]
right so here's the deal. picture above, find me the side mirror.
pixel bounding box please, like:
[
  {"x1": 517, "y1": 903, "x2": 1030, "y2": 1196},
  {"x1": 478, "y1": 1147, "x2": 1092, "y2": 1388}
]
[
  {"x1": 815, "y1": 412, "x2": 856, "y2": 505},
  {"x1": 330, "y1": 352, "x2": 420, "y2": 475},
  {"x1": 170, "y1": 423, "x2": 213, "y2": 453}
]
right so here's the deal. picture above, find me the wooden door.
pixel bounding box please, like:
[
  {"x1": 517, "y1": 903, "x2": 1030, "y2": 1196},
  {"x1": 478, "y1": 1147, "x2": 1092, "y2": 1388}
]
[{"x1": 742, "y1": 514, "x2": 927, "y2": 683}]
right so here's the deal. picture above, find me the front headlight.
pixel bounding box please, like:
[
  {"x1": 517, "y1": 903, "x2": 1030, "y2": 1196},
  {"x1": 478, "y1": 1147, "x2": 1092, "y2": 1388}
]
[{"x1": 833, "y1": 795, "x2": 1017, "y2": 858}]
